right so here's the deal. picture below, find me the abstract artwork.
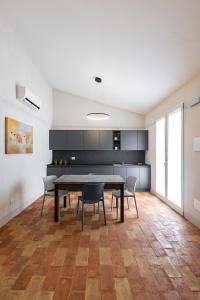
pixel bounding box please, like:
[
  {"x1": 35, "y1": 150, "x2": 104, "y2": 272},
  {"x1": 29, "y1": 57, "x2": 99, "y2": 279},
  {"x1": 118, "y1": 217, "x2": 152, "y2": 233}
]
[{"x1": 5, "y1": 117, "x2": 33, "y2": 154}]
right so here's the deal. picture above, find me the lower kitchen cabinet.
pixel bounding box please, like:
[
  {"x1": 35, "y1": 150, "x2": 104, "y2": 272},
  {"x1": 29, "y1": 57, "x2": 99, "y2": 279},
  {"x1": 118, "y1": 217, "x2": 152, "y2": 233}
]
[
  {"x1": 47, "y1": 165, "x2": 150, "y2": 191},
  {"x1": 139, "y1": 167, "x2": 151, "y2": 191},
  {"x1": 47, "y1": 167, "x2": 68, "y2": 177},
  {"x1": 126, "y1": 166, "x2": 150, "y2": 191},
  {"x1": 113, "y1": 166, "x2": 126, "y2": 180}
]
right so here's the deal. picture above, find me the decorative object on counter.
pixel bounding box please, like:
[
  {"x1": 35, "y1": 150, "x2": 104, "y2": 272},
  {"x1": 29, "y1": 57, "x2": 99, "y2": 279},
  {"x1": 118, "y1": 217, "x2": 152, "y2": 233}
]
[
  {"x1": 54, "y1": 160, "x2": 58, "y2": 165},
  {"x1": 64, "y1": 160, "x2": 67, "y2": 166},
  {"x1": 5, "y1": 117, "x2": 33, "y2": 154},
  {"x1": 59, "y1": 159, "x2": 63, "y2": 165}
]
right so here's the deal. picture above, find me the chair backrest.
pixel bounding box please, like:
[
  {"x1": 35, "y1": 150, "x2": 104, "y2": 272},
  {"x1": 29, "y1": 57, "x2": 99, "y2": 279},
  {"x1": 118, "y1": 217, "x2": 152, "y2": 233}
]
[
  {"x1": 125, "y1": 176, "x2": 137, "y2": 194},
  {"x1": 82, "y1": 183, "x2": 104, "y2": 203},
  {"x1": 43, "y1": 175, "x2": 58, "y2": 192}
]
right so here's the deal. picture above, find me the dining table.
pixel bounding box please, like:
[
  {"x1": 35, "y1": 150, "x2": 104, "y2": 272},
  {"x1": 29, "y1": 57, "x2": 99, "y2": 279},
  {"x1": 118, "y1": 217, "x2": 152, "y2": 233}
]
[{"x1": 54, "y1": 174, "x2": 125, "y2": 223}]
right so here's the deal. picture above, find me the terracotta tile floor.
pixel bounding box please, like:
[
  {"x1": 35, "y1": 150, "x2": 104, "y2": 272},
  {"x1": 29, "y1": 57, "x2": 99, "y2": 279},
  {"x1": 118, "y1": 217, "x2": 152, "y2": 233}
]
[{"x1": 0, "y1": 192, "x2": 200, "y2": 299}]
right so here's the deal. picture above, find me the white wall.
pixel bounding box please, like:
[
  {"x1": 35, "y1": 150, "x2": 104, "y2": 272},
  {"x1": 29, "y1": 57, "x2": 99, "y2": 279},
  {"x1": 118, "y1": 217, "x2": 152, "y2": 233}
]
[
  {"x1": 145, "y1": 74, "x2": 200, "y2": 228},
  {"x1": 53, "y1": 89, "x2": 145, "y2": 129},
  {"x1": 0, "y1": 20, "x2": 53, "y2": 226}
]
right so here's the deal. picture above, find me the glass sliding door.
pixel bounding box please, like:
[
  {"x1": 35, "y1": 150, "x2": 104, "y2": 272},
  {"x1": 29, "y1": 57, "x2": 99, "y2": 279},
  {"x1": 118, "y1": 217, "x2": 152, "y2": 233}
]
[
  {"x1": 155, "y1": 107, "x2": 183, "y2": 214},
  {"x1": 167, "y1": 108, "x2": 182, "y2": 210},
  {"x1": 156, "y1": 117, "x2": 166, "y2": 197}
]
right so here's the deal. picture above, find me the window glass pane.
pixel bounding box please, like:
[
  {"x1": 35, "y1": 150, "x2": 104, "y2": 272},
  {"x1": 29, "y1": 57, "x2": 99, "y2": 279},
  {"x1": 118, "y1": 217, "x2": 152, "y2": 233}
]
[{"x1": 167, "y1": 109, "x2": 182, "y2": 207}]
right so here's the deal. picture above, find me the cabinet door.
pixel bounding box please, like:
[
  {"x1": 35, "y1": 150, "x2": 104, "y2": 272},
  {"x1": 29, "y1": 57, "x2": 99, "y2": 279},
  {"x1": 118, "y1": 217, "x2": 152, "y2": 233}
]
[
  {"x1": 137, "y1": 130, "x2": 148, "y2": 150},
  {"x1": 121, "y1": 131, "x2": 138, "y2": 150},
  {"x1": 47, "y1": 167, "x2": 69, "y2": 177},
  {"x1": 139, "y1": 167, "x2": 151, "y2": 191},
  {"x1": 67, "y1": 131, "x2": 83, "y2": 150},
  {"x1": 49, "y1": 130, "x2": 68, "y2": 150},
  {"x1": 126, "y1": 167, "x2": 140, "y2": 191},
  {"x1": 83, "y1": 131, "x2": 100, "y2": 150},
  {"x1": 99, "y1": 131, "x2": 113, "y2": 150},
  {"x1": 92, "y1": 166, "x2": 114, "y2": 175},
  {"x1": 113, "y1": 167, "x2": 127, "y2": 180}
]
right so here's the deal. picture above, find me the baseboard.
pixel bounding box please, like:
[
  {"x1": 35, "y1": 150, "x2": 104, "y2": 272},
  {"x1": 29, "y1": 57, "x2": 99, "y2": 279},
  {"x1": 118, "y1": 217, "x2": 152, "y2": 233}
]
[
  {"x1": 184, "y1": 211, "x2": 200, "y2": 229},
  {"x1": 0, "y1": 192, "x2": 43, "y2": 228}
]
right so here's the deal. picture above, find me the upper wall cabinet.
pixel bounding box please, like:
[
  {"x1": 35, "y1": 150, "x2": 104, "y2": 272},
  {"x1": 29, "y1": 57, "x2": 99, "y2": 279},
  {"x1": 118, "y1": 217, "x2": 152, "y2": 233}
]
[
  {"x1": 99, "y1": 131, "x2": 113, "y2": 150},
  {"x1": 66, "y1": 130, "x2": 83, "y2": 150},
  {"x1": 121, "y1": 130, "x2": 148, "y2": 151},
  {"x1": 83, "y1": 130, "x2": 113, "y2": 150},
  {"x1": 49, "y1": 130, "x2": 83, "y2": 150},
  {"x1": 121, "y1": 130, "x2": 138, "y2": 150},
  {"x1": 49, "y1": 129, "x2": 148, "y2": 151},
  {"x1": 138, "y1": 130, "x2": 148, "y2": 150},
  {"x1": 49, "y1": 130, "x2": 68, "y2": 150},
  {"x1": 83, "y1": 130, "x2": 100, "y2": 150}
]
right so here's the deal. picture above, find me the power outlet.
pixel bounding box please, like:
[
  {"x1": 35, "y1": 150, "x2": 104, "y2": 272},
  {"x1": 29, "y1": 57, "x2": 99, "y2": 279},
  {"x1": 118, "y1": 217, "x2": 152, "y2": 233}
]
[{"x1": 194, "y1": 198, "x2": 200, "y2": 212}]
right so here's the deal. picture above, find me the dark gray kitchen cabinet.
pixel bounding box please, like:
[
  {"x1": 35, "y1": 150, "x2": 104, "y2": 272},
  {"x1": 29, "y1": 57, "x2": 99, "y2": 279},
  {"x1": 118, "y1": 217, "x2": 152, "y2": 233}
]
[
  {"x1": 113, "y1": 166, "x2": 126, "y2": 180},
  {"x1": 139, "y1": 167, "x2": 151, "y2": 191},
  {"x1": 67, "y1": 130, "x2": 83, "y2": 150},
  {"x1": 99, "y1": 131, "x2": 113, "y2": 150},
  {"x1": 126, "y1": 167, "x2": 140, "y2": 180},
  {"x1": 49, "y1": 130, "x2": 83, "y2": 150},
  {"x1": 47, "y1": 164, "x2": 151, "y2": 191},
  {"x1": 47, "y1": 166, "x2": 68, "y2": 177},
  {"x1": 49, "y1": 130, "x2": 68, "y2": 150},
  {"x1": 138, "y1": 130, "x2": 148, "y2": 150},
  {"x1": 89, "y1": 166, "x2": 114, "y2": 175},
  {"x1": 121, "y1": 131, "x2": 138, "y2": 150},
  {"x1": 83, "y1": 130, "x2": 99, "y2": 150}
]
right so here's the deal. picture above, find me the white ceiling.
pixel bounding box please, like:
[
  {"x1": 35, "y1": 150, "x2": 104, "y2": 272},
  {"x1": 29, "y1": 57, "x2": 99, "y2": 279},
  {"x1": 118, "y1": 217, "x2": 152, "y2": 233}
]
[{"x1": 1, "y1": 0, "x2": 200, "y2": 114}]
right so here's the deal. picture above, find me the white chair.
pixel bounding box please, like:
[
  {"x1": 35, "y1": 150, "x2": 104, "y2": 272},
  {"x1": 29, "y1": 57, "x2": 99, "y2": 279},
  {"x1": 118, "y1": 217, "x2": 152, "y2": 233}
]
[
  {"x1": 41, "y1": 175, "x2": 70, "y2": 216},
  {"x1": 111, "y1": 176, "x2": 138, "y2": 218}
]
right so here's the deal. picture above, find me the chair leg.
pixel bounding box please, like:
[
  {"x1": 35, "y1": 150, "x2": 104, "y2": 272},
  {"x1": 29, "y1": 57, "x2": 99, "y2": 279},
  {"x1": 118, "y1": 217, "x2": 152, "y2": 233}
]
[
  {"x1": 127, "y1": 197, "x2": 130, "y2": 209},
  {"x1": 94, "y1": 204, "x2": 96, "y2": 216},
  {"x1": 68, "y1": 193, "x2": 71, "y2": 207},
  {"x1": 98, "y1": 201, "x2": 100, "y2": 214},
  {"x1": 76, "y1": 198, "x2": 80, "y2": 217},
  {"x1": 41, "y1": 194, "x2": 46, "y2": 216},
  {"x1": 111, "y1": 194, "x2": 113, "y2": 211},
  {"x1": 63, "y1": 196, "x2": 67, "y2": 208},
  {"x1": 82, "y1": 202, "x2": 84, "y2": 231},
  {"x1": 134, "y1": 195, "x2": 139, "y2": 218},
  {"x1": 102, "y1": 200, "x2": 107, "y2": 225}
]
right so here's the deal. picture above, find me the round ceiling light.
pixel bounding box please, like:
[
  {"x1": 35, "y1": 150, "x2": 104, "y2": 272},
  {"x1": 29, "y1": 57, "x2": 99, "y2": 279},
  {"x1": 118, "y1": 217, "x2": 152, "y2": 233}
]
[{"x1": 86, "y1": 113, "x2": 110, "y2": 120}]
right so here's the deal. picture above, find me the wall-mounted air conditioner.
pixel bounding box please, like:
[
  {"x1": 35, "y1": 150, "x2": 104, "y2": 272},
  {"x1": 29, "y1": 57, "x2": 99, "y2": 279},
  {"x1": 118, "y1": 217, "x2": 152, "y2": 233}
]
[
  {"x1": 16, "y1": 85, "x2": 41, "y2": 111},
  {"x1": 184, "y1": 97, "x2": 200, "y2": 108}
]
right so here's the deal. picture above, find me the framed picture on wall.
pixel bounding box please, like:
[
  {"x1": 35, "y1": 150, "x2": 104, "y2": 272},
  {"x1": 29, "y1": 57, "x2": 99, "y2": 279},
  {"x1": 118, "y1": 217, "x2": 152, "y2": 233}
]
[{"x1": 5, "y1": 117, "x2": 33, "y2": 154}]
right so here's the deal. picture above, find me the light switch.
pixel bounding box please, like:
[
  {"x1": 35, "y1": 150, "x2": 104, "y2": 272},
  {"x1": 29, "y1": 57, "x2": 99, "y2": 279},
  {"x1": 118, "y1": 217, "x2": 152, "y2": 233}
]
[{"x1": 193, "y1": 137, "x2": 200, "y2": 152}]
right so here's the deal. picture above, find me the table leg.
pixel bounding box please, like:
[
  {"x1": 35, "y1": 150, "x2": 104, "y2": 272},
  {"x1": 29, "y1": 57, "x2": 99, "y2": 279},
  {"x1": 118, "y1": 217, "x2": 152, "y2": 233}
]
[
  {"x1": 120, "y1": 184, "x2": 124, "y2": 222},
  {"x1": 55, "y1": 185, "x2": 60, "y2": 222},
  {"x1": 63, "y1": 196, "x2": 67, "y2": 208}
]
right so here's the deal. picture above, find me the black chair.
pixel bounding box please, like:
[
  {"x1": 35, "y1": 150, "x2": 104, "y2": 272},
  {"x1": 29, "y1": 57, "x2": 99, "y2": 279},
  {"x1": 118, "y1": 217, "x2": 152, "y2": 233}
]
[{"x1": 76, "y1": 183, "x2": 106, "y2": 230}]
